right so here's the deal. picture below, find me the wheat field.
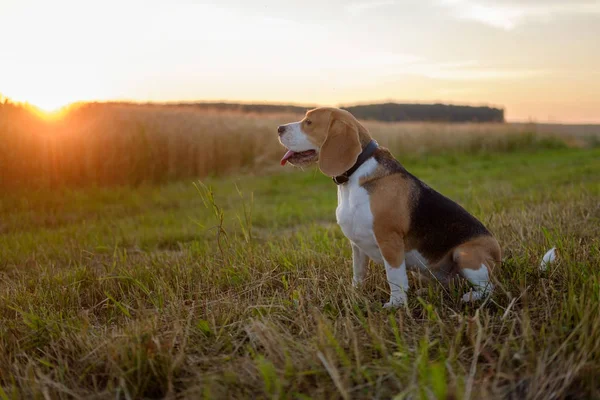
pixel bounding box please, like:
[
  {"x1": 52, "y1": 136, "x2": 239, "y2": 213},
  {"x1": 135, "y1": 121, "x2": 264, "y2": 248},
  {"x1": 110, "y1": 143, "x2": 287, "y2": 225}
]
[{"x1": 0, "y1": 102, "x2": 595, "y2": 189}]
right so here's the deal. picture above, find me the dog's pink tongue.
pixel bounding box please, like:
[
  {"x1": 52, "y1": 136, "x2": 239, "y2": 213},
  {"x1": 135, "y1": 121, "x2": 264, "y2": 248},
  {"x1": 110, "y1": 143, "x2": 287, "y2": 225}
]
[{"x1": 280, "y1": 150, "x2": 295, "y2": 166}]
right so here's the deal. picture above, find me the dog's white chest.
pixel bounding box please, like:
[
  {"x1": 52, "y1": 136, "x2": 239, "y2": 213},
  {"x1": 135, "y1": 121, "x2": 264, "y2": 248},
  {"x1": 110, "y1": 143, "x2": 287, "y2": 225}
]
[{"x1": 335, "y1": 159, "x2": 384, "y2": 263}]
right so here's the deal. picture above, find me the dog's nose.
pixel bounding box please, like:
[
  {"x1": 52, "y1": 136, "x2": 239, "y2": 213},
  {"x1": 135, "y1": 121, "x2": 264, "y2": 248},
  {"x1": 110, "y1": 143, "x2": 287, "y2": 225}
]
[{"x1": 277, "y1": 125, "x2": 286, "y2": 135}]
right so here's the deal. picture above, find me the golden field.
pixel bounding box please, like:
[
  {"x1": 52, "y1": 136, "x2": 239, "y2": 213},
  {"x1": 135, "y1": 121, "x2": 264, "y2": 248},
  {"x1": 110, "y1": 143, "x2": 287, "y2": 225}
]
[{"x1": 1, "y1": 102, "x2": 596, "y2": 189}]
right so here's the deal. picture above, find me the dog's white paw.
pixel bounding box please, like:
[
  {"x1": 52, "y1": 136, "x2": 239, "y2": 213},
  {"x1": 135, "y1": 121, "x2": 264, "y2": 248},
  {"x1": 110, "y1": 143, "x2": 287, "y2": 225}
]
[
  {"x1": 461, "y1": 290, "x2": 486, "y2": 303},
  {"x1": 383, "y1": 295, "x2": 406, "y2": 309},
  {"x1": 352, "y1": 278, "x2": 364, "y2": 289}
]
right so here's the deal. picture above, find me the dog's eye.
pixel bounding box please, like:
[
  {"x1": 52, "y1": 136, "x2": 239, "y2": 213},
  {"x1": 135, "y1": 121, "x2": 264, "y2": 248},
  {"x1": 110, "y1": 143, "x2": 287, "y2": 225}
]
[{"x1": 306, "y1": 120, "x2": 312, "y2": 125}]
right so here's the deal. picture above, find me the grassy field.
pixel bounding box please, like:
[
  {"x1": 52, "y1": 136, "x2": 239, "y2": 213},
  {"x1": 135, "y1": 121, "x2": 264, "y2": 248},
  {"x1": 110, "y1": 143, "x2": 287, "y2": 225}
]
[{"x1": 1, "y1": 146, "x2": 599, "y2": 399}]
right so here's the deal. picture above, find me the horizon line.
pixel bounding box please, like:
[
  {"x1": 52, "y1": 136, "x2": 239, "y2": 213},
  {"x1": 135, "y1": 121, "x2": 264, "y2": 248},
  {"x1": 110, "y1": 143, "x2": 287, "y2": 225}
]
[{"x1": 4, "y1": 96, "x2": 600, "y2": 125}]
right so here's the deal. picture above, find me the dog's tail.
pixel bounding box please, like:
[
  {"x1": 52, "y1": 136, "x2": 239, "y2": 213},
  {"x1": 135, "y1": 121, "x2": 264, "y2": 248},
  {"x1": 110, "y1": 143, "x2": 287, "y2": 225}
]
[{"x1": 539, "y1": 247, "x2": 558, "y2": 271}]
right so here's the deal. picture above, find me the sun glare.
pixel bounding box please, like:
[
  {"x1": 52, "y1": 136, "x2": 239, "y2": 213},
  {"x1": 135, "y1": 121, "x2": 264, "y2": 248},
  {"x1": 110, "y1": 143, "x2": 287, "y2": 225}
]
[
  {"x1": 9, "y1": 92, "x2": 75, "y2": 119},
  {"x1": 17, "y1": 87, "x2": 77, "y2": 114},
  {"x1": 9, "y1": 92, "x2": 75, "y2": 116},
  {"x1": 2, "y1": 64, "x2": 104, "y2": 116},
  {"x1": 33, "y1": 99, "x2": 70, "y2": 114}
]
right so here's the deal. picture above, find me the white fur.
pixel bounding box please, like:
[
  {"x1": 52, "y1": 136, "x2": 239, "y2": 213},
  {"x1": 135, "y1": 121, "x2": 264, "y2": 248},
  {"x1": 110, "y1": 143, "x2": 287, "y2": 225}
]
[
  {"x1": 278, "y1": 122, "x2": 316, "y2": 152},
  {"x1": 384, "y1": 260, "x2": 409, "y2": 308},
  {"x1": 461, "y1": 264, "x2": 493, "y2": 302},
  {"x1": 540, "y1": 247, "x2": 557, "y2": 271},
  {"x1": 336, "y1": 158, "x2": 383, "y2": 263}
]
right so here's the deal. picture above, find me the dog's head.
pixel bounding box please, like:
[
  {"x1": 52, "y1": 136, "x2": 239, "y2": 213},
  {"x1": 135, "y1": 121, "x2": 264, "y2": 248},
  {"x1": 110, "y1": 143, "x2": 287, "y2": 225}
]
[{"x1": 278, "y1": 107, "x2": 371, "y2": 177}]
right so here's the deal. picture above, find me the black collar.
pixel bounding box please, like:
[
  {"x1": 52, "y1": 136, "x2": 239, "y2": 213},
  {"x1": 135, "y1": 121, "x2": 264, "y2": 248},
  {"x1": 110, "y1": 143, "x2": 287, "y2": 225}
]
[{"x1": 332, "y1": 140, "x2": 379, "y2": 185}]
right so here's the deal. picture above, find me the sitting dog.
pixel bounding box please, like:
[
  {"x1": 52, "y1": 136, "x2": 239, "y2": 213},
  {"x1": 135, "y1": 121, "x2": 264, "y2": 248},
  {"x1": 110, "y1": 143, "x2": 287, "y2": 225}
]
[{"x1": 278, "y1": 107, "x2": 502, "y2": 307}]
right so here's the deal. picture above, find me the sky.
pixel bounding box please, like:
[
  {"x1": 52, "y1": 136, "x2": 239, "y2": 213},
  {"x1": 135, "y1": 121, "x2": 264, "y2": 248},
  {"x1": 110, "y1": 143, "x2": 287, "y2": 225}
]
[{"x1": 1, "y1": 0, "x2": 599, "y2": 122}]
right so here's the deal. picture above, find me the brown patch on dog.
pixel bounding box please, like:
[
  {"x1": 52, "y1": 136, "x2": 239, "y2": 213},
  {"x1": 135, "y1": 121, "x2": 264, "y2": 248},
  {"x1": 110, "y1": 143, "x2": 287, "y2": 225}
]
[
  {"x1": 362, "y1": 158, "x2": 416, "y2": 267},
  {"x1": 452, "y1": 235, "x2": 502, "y2": 270}
]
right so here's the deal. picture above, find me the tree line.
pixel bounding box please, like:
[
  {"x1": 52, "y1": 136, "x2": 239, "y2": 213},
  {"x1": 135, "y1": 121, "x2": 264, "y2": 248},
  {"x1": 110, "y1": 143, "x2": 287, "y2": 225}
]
[{"x1": 173, "y1": 101, "x2": 505, "y2": 122}]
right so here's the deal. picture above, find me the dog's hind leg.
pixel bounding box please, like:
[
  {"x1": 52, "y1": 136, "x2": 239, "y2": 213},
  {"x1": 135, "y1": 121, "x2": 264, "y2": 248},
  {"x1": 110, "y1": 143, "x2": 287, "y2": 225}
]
[
  {"x1": 460, "y1": 264, "x2": 493, "y2": 302},
  {"x1": 453, "y1": 236, "x2": 501, "y2": 303}
]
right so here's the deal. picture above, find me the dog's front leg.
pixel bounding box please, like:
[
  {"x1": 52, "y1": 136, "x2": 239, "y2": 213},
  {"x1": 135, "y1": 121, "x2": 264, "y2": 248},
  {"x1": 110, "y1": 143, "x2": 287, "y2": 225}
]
[
  {"x1": 384, "y1": 258, "x2": 408, "y2": 308},
  {"x1": 351, "y1": 243, "x2": 369, "y2": 288},
  {"x1": 375, "y1": 233, "x2": 408, "y2": 308}
]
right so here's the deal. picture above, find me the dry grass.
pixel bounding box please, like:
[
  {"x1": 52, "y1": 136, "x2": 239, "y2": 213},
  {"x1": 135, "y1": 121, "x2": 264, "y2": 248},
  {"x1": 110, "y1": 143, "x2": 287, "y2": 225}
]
[
  {"x1": 1, "y1": 102, "x2": 595, "y2": 189},
  {"x1": 0, "y1": 147, "x2": 599, "y2": 399}
]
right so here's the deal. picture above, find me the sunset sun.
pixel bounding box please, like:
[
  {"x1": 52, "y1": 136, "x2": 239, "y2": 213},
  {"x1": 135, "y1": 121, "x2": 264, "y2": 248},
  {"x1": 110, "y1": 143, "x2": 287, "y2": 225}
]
[
  {"x1": 29, "y1": 96, "x2": 72, "y2": 113},
  {"x1": 8, "y1": 82, "x2": 77, "y2": 113},
  {"x1": 2, "y1": 63, "x2": 109, "y2": 114}
]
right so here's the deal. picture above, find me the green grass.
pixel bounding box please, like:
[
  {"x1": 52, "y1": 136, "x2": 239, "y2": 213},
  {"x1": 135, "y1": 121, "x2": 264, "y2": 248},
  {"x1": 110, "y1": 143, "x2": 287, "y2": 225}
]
[{"x1": 1, "y1": 147, "x2": 599, "y2": 399}]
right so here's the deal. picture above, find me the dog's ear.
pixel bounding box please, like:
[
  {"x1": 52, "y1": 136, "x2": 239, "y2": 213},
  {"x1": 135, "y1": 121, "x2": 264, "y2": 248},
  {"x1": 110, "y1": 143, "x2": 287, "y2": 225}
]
[{"x1": 318, "y1": 115, "x2": 362, "y2": 177}]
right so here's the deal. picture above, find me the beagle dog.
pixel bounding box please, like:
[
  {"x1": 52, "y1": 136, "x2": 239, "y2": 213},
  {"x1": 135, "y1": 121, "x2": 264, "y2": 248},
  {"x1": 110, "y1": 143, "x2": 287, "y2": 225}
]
[{"x1": 278, "y1": 107, "x2": 502, "y2": 307}]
